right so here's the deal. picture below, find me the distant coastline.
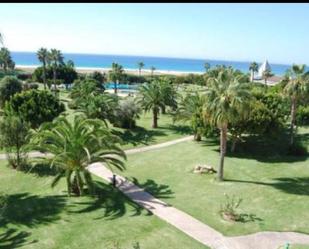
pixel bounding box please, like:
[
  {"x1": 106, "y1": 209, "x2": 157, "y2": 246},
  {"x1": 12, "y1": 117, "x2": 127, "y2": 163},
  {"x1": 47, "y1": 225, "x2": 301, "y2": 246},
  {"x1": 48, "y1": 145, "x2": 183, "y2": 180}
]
[
  {"x1": 15, "y1": 65, "x2": 204, "y2": 76},
  {"x1": 11, "y1": 51, "x2": 292, "y2": 76}
]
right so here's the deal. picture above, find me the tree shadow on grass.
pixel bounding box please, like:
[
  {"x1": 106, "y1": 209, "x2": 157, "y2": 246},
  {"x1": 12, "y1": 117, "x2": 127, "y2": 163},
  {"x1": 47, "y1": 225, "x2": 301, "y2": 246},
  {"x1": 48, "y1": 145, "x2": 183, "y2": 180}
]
[
  {"x1": 160, "y1": 124, "x2": 192, "y2": 136},
  {"x1": 130, "y1": 177, "x2": 174, "y2": 200},
  {"x1": 0, "y1": 193, "x2": 66, "y2": 228},
  {"x1": 226, "y1": 177, "x2": 309, "y2": 196},
  {"x1": 23, "y1": 163, "x2": 59, "y2": 178},
  {"x1": 237, "y1": 213, "x2": 263, "y2": 223},
  {"x1": 112, "y1": 126, "x2": 166, "y2": 147},
  {"x1": 0, "y1": 229, "x2": 37, "y2": 249},
  {"x1": 68, "y1": 181, "x2": 152, "y2": 220}
]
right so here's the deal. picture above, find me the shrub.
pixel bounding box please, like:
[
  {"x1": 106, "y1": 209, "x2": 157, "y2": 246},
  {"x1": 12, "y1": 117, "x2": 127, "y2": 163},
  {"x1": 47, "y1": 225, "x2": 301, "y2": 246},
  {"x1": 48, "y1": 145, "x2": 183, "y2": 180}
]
[
  {"x1": 4, "y1": 90, "x2": 65, "y2": 128},
  {"x1": 219, "y1": 194, "x2": 243, "y2": 222},
  {"x1": 111, "y1": 98, "x2": 141, "y2": 129},
  {"x1": 0, "y1": 76, "x2": 23, "y2": 107},
  {"x1": 0, "y1": 113, "x2": 30, "y2": 170},
  {"x1": 23, "y1": 82, "x2": 39, "y2": 91},
  {"x1": 296, "y1": 105, "x2": 309, "y2": 126}
]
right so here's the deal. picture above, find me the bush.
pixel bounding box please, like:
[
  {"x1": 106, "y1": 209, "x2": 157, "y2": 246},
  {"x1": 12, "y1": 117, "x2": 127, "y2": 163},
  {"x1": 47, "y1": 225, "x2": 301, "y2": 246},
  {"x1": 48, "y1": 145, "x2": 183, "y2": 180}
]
[
  {"x1": 23, "y1": 82, "x2": 39, "y2": 91},
  {"x1": 17, "y1": 73, "x2": 32, "y2": 81},
  {"x1": 296, "y1": 105, "x2": 309, "y2": 126},
  {"x1": 68, "y1": 100, "x2": 78, "y2": 110},
  {"x1": 4, "y1": 90, "x2": 65, "y2": 128},
  {"x1": 219, "y1": 194, "x2": 243, "y2": 222},
  {"x1": 0, "y1": 76, "x2": 23, "y2": 107},
  {"x1": 32, "y1": 64, "x2": 78, "y2": 85},
  {"x1": 111, "y1": 98, "x2": 141, "y2": 129},
  {"x1": 0, "y1": 193, "x2": 8, "y2": 219}
]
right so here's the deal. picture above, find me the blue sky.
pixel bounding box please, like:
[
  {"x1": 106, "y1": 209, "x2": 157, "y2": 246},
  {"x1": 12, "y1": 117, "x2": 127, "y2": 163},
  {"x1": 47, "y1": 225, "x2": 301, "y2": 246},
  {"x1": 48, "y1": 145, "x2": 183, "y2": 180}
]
[{"x1": 0, "y1": 3, "x2": 308, "y2": 64}]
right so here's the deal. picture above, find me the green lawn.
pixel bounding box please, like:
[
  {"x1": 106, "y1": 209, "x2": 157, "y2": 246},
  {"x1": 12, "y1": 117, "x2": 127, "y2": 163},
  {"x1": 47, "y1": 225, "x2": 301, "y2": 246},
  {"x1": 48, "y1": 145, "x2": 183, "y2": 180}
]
[
  {"x1": 0, "y1": 161, "x2": 207, "y2": 249},
  {"x1": 115, "y1": 127, "x2": 309, "y2": 236}
]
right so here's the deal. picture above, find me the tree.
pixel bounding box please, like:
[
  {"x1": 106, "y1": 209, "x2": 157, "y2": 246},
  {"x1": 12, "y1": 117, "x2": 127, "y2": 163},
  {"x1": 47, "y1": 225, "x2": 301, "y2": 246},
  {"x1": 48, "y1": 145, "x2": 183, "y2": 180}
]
[
  {"x1": 0, "y1": 32, "x2": 3, "y2": 46},
  {"x1": 37, "y1": 48, "x2": 49, "y2": 90},
  {"x1": 4, "y1": 90, "x2": 65, "y2": 128},
  {"x1": 204, "y1": 68, "x2": 251, "y2": 181},
  {"x1": 137, "y1": 62, "x2": 145, "y2": 76},
  {"x1": 0, "y1": 48, "x2": 14, "y2": 73},
  {"x1": 150, "y1": 66, "x2": 156, "y2": 77},
  {"x1": 204, "y1": 62, "x2": 211, "y2": 72},
  {"x1": 262, "y1": 69, "x2": 273, "y2": 86},
  {"x1": 29, "y1": 115, "x2": 126, "y2": 196},
  {"x1": 284, "y1": 64, "x2": 309, "y2": 145},
  {"x1": 174, "y1": 92, "x2": 207, "y2": 141},
  {"x1": 111, "y1": 98, "x2": 141, "y2": 129},
  {"x1": 157, "y1": 77, "x2": 177, "y2": 114},
  {"x1": 69, "y1": 78, "x2": 105, "y2": 102},
  {"x1": 0, "y1": 76, "x2": 23, "y2": 107},
  {"x1": 249, "y1": 62, "x2": 258, "y2": 82},
  {"x1": 109, "y1": 63, "x2": 124, "y2": 94},
  {"x1": 137, "y1": 81, "x2": 165, "y2": 128},
  {"x1": 67, "y1": 60, "x2": 75, "y2": 68},
  {"x1": 48, "y1": 49, "x2": 64, "y2": 93},
  {"x1": 0, "y1": 112, "x2": 30, "y2": 170},
  {"x1": 89, "y1": 71, "x2": 106, "y2": 85}
]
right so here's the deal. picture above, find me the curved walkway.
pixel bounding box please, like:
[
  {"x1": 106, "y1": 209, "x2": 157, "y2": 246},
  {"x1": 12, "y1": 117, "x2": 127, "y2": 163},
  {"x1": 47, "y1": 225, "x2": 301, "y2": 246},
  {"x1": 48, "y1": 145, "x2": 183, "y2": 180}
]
[{"x1": 1, "y1": 136, "x2": 309, "y2": 249}]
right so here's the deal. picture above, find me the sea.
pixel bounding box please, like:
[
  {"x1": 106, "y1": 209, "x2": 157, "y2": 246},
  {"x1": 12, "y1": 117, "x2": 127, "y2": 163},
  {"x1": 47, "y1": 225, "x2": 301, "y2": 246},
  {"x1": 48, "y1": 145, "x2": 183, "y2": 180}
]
[{"x1": 11, "y1": 51, "x2": 292, "y2": 76}]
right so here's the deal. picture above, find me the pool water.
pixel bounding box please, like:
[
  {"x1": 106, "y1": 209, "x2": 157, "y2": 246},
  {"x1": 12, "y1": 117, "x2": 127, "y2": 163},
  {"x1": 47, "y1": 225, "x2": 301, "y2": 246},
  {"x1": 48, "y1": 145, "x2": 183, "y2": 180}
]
[{"x1": 105, "y1": 82, "x2": 139, "y2": 90}]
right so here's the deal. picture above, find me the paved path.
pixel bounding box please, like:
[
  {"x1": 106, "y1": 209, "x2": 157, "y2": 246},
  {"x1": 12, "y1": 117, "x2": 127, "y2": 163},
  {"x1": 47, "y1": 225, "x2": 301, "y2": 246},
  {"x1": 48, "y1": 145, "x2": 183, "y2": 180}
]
[
  {"x1": 2, "y1": 135, "x2": 309, "y2": 248},
  {"x1": 88, "y1": 163, "x2": 309, "y2": 249}
]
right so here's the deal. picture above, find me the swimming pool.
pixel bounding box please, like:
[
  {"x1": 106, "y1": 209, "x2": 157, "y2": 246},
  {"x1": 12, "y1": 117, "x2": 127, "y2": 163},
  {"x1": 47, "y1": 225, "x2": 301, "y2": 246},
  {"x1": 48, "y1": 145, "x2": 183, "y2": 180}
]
[{"x1": 105, "y1": 83, "x2": 139, "y2": 90}]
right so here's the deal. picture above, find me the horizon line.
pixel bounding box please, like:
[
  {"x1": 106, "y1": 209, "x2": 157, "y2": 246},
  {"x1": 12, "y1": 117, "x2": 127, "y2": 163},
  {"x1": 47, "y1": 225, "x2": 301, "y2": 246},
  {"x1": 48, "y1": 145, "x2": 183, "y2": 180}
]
[{"x1": 10, "y1": 50, "x2": 295, "y2": 66}]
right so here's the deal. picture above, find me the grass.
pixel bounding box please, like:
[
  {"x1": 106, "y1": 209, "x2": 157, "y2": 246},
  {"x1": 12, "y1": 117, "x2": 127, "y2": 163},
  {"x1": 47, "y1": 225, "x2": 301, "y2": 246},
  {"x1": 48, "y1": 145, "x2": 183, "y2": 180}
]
[
  {"x1": 0, "y1": 161, "x2": 207, "y2": 249},
  {"x1": 114, "y1": 127, "x2": 309, "y2": 236}
]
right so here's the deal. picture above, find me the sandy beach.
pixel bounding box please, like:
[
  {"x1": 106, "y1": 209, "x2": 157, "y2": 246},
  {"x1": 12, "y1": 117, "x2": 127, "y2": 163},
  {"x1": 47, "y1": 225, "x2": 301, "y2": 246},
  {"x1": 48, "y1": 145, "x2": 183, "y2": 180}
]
[{"x1": 15, "y1": 65, "x2": 204, "y2": 76}]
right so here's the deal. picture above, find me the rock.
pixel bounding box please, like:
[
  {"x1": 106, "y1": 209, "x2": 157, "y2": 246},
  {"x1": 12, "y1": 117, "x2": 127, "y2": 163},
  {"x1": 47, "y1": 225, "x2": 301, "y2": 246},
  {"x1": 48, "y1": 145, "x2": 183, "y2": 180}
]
[{"x1": 193, "y1": 165, "x2": 217, "y2": 174}]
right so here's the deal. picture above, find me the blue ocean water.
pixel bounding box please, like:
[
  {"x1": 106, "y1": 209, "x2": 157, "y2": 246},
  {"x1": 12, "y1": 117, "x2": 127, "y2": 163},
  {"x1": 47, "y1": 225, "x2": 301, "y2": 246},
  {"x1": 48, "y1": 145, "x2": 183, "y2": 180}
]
[{"x1": 11, "y1": 51, "x2": 292, "y2": 76}]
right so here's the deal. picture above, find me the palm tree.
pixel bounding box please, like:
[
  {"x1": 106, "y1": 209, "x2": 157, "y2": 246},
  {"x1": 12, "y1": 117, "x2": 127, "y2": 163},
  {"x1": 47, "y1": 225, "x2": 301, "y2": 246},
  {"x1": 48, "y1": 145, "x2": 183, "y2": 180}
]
[
  {"x1": 174, "y1": 92, "x2": 206, "y2": 141},
  {"x1": 157, "y1": 77, "x2": 177, "y2": 114},
  {"x1": 249, "y1": 62, "x2": 258, "y2": 82},
  {"x1": 137, "y1": 81, "x2": 165, "y2": 128},
  {"x1": 37, "y1": 48, "x2": 49, "y2": 90},
  {"x1": 0, "y1": 48, "x2": 12, "y2": 73},
  {"x1": 204, "y1": 62, "x2": 211, "y2": 72},
  {"x1": 29, "y1": 115, "x2": 126, "y2": 196},
  {"x1": 137, "y1": 62, "x2": 145, "y2": 76},
  {"x1": 150, "y1": 66, "x2": 156, "y2": 77},
  {"x1": 109, "y1": 63, "x2": 124, "y2": 94},
  {"x1": 262, "y1": 69, "x2": 273, "y2": 86},
  {"x1": 284, "y1": 64, "x2": 308, "y2": 145},
  {"x1": 204, "y1": 68, "x2": 251, "y2": 181},
  {"x1": 48, "y1": 49, "x2": 64, "y2": 94}
]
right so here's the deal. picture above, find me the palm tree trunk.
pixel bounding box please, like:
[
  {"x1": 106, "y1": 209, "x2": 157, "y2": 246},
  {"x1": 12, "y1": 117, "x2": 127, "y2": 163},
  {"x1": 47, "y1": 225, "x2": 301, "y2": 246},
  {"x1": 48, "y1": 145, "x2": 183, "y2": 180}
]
[
  {"x1": 218, "y1": 124, "x2": 227, "y2": 181},
  {"x1": 114, "y1": 80, "x2": 118, "y2": 94},
  {"x1": 290, "y1": 96, "x2": 297, "y2": 146},
  {"x1": 43, "y1": 62, "x2": 47, "y2": 90},
  {"x1": 194, "y1": 133, "x2": 201, "y2": 141},
  {"x1": 152, "y1": 107, "x2": 158, "y2": 128},
  {"x1": 53, "y1": 66, "x2": 57, "y2": 95}
]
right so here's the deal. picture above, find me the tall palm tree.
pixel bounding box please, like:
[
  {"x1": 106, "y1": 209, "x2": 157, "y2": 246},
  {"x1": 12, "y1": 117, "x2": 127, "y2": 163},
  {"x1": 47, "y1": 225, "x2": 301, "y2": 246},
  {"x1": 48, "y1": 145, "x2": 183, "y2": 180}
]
[
  {"x1": 137, "y1": 81, "x2": 165, "y2": 128},
  {"x1": 284, "y1": 64, "x2": 308, "y2": 145},
  {"x1": 29, "y1": 115, "x2": 126, "y2": 196},
  {"x1": 150, "y1": 66, "x2": 156, "y2": 77},
  {"x1": 137, "y1": 62, "x2": 145, "y2": 76},
  {"x1": 37, "y1": 48, "x2": 49, "y2": 90},
  {"x1": 174, "y1": 92, "x2": 206, "y2": 141},
  {"x1": 249, "y1": 62, "x2": 258, "y2": 82},
  {"x1": 204, "y1": 68, "x2": 251, "y2": 181},
  {"x1": 48, "y1": 49, "x2": 64, "y2": 94},
  {"x1": 204, "y1": 62, "x2": 211, "y2": 73},
  {"x1": 109, "y1": 63, "x2": 124, "y2": 94}
]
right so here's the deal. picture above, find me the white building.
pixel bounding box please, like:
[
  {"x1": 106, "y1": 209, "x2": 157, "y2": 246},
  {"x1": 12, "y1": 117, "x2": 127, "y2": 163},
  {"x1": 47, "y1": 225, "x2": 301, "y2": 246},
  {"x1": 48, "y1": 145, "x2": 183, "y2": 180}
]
[{"x1": 254, "y1": 60, "x2": 271, "y2": 80}]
